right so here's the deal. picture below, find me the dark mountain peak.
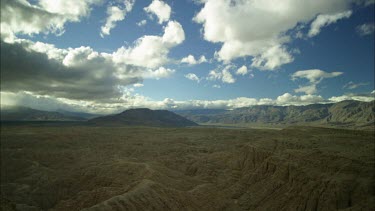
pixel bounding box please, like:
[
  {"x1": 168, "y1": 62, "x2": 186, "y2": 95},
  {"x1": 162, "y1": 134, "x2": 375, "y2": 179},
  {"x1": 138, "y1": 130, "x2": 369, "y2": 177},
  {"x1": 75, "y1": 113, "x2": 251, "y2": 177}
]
[
  {"x1": 90, "y1": 108, "x2": 198, "y2": 127},
  {"x1": 119, "y1": 108, "x2": 154, "y2": 115},
  {"x1": 122, "y1": 108, "x2": 152, "y2": 112}
]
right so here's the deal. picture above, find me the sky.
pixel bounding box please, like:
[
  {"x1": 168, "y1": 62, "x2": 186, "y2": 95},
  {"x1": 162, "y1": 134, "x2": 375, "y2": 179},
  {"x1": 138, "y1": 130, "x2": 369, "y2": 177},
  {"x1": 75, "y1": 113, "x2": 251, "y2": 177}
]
[{"x1": 1, "y1": 0, "x2": 374, "y2": 113}]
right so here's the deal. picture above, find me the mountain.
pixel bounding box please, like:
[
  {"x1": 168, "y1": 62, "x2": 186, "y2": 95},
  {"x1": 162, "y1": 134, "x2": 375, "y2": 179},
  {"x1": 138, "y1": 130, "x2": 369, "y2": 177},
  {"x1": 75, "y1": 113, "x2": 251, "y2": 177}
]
[
  {"x1": 175, "y1": 100, "x2": 375, "y2": 129},
  {"x1": 56, "y1": 109, "x2": 101, "y2": 120},
  {"x1": 0, "y1": 105, "x2": 85, "y2": 121},
  {"x1": 89, "y1": 108, "x2": 198, "y2": 127}
]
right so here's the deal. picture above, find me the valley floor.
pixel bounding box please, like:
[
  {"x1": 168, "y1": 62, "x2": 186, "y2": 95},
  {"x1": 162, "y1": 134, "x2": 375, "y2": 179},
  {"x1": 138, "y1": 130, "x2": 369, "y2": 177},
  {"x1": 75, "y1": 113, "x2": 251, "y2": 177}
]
[{"x1": 1, "y1": 124, "x2": 374, "y2": 210}]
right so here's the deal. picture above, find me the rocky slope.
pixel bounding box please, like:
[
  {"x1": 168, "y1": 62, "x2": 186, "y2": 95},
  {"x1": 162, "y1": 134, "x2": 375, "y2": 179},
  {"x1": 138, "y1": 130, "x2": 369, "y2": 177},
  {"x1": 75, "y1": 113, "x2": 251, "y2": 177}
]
[
  {"x1": 89, "y1": 108, "x2": 198, "y2": 127},
  {"x1": 176, "y1": 100, "x2": 375, "y2": 129}
]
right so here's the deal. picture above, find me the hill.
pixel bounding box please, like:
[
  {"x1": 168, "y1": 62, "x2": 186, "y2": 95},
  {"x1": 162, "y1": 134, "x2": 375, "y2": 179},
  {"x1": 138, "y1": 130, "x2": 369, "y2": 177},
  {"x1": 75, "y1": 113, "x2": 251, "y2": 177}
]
[
  {"x1": 176, "y1": 100, "x2": 375, "y2": 129},
  {"x1": 0, "y1": 105, "x2": 85, "y2": 121},
  {"x1": 89, "y1": 108, "x2": 198, "y2": 127}
]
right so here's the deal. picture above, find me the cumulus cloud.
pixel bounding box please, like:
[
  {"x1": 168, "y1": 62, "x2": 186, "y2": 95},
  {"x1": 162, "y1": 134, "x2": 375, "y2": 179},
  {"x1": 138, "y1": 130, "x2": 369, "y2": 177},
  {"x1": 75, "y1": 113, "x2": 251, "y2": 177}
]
[
  {"x1": 194, "y1": 0, "x2": 352, "y2": 70},
  {"x1": 294, "y1": 84, "x2": 318, "y2": 96},
  {"x1": 137, "y1": 19, "x2": 147, "y2": 27},
  {"x1": 222, "y1": 68, "x2": 235, "y2": 83},
  {"x1": 275, "y1": 93, "x2": 326, "y2": 106},
  {"x1": 0, "y1": 0, "x2": 100, "y2": 42},
  {"x1": 0, "y1": 34, "x2": 180, "y2": 103},
  {"x1": 1, "y1": 0, "x2": 185, "y2": 104},
  {"x1": 291, "y1": 69, "x2": 343, "y2": 94},
  {"x1": 100, "y1": 0, "x2": 135, "y2": 37},
  {"x1": 0, "y1": 40, "x2": 144, "y2": 101},
  {"x1": 250, "y1": 45, "x2": 294, "y2": 70},
  {"x1": 356, "y1": 23, "x2": 375, "y2": 36},
  {"x1": 0, "y1": 91, "x2": 330, "y2": 114},
  {"x1": 185, "y1": 73, "x2": 200, "y2": 82},
  {"x1": 145, "y1": 67, "x2": 175, "y2": 79},
  {"x1": 133, "y1": 83, "x2": 144, "y2": 87},
  {"x1": 329, "y1": 92, "x2": 375, "y2": 102},
  {"x1": 3, "y1": 89, "x2": 373, "y2": 114},
  {"x1": 207, "y1": 65, "x2": 235, "y2": 84},
  {"x1": 343, "y1": 81, "x2": 369, "y2": 90},
  {"x1": 236, "y1": 66, "x2": 248, "y2": 76},
  {"x1": 144, "y1": 0, "x2": 171, "y2": 24},
  {"x1": 181, "y1": 55, "x2": 207, "y2": 65},
  {"x1": 111, "y1": 20, "x2": 185, "y2": 68},
  {"x1": 308, "y1": 11, "x2": 352, "y2": 37}
]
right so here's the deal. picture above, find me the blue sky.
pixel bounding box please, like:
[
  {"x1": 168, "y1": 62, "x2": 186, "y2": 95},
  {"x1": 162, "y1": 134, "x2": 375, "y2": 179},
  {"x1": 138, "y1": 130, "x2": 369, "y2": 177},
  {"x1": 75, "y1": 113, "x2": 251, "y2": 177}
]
[{"x1": 1, "y1": 0, "x2": 374, "y2": 113}]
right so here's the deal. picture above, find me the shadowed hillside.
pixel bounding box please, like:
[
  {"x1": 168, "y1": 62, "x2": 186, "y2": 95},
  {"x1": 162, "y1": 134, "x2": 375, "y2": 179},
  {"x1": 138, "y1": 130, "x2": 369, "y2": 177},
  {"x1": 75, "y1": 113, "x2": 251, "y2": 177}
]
[
  {"x1": 0, "y1": 106, "x2": 85, "y2": 121},
  {"x1": 89, "y1": 108, "x2": 198, "y2": 127}
]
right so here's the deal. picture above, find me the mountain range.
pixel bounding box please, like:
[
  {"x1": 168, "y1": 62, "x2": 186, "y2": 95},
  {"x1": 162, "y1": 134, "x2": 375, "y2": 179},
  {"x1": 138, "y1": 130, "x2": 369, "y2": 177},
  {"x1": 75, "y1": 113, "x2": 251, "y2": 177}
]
[
  {"x1": 0, "y1": 106, "x2": 87, "y2": 121},
  {"x1": 1, "y1": 100, "x2": 374, "y2": 129},
  {"x1": 175, "y1": 100, "x2": 375, "y2": 129}
]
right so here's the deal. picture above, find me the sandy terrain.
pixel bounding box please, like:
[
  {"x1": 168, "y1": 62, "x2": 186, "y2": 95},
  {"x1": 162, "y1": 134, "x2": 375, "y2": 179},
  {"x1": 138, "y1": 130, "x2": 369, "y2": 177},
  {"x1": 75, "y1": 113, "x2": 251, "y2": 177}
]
[{"x1": 1, "y1": 124, "x2": 374, "y2": 210}]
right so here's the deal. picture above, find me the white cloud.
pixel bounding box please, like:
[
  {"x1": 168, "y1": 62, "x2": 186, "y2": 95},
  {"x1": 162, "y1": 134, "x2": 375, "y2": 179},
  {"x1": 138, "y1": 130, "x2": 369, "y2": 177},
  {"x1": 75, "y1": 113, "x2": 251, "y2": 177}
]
[
  {"x1": 222, "y1": 68, "x2": 235, "y2": 83},
  {"x1": 199, "y1": 55, "x2": 208, "y2": 63},
  {"x1": 162, "y1": 21, "x2": 185, "y2": 46},
  {"x1": 1, "y1": 0, "x2": 100, "y2": 42},
  {"x1": 292, "y1": 69, "x2": 343, "y2": 83},
  {"x1": 212, "y1": 84, "x2": 221, "y2": 89},
  {"x1": 144, "y1": 0, "x2": 171, "y2": 24},
  {"x1": 329, "y1": 92, "x2": 375, "y2": 102},
  {"x1": 236, "y1": 66, "x2": 248, "y2": 75},
  {"x1": 38, "y1": 0, "x2": 99, "y2": 18},
  {"x1": 207, "y1": 65, "x2": 235, "y2": 84},
  {"x1": 137, "y1": 19, "x2": 147, "y2": 27},
  {"x1": 251, "y1": 45, "x2": 294, "y2": 70},
  {"x1": 185, "y1": 73, "x2": 200, "y2": 82},
  {"x1": 3, "y1": 89, "x2": 373, "y2": 114},
  {"x1": 308, "y1": 11, "x2": 352, "y2": 37},
  {"x1": 294, "y1": 84, "x2": 317, "y2": 95},
  {"x1": 133, "y1": 83, "x2": 144, "y2": 87},
  {"x1": 181, "y1": 55, "x2": 196, "y2": 64},
  {"x1": 111, "y1": 20, "x2": 185, "y2": 68},
  {"x1": 145, "y1": 67, "x2": 175, "y2": 79},
  {"x1": 207, "y1": 70, "x2": 222, "y2": 81},
  {"x1": 181, "y1": 55, "x2": 207, "y2": 65},
  {"x1": 356, "y1": 23, "x2": 375, "y2": 36},
  {"x1": 292, "y1": 69, "x2": 343, "y2": 94},
  {"x1": 0, "y1": 91, "x2": 331, "y2": 113},
  {"x1": 343, "y1": 81, "x2": 369, "y2": 90},
  {"x1": 100, "y1": 0, "x2": 135, "y2": 37},
  {"x1": 275, "y1": 93, "x2": 325, "y2": 106},
  {"x1": 194, "y1": 0, "x2": 352, "y2": 70}
]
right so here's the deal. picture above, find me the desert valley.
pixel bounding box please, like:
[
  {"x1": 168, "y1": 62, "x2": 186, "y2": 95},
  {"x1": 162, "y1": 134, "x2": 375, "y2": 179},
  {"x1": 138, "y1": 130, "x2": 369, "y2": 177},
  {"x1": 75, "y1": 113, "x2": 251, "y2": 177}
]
[{"x1": 1, "y1": 101, "x2": 375, "y2": 210}]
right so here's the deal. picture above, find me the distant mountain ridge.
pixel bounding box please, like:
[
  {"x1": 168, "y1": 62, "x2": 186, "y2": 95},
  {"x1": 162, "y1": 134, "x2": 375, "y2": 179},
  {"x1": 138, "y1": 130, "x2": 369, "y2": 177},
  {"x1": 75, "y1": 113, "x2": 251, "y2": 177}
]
[
  {"x1": 89, "y1": 108, "x2": 198, "y2": 127},
  {"x1": 1, "y1": 101, "x2": 374, "y2": 129},
  {"x1": 0, "y1": 105, "x2": 86, "y2": 121},
  {"x1": 56, "y1": 109, "x2": 100, "y2": 120},
  {"x1": 176, "y1": 100, "x2": 375, "y2": 129}
]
